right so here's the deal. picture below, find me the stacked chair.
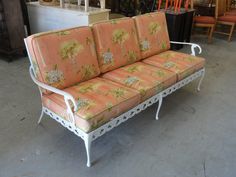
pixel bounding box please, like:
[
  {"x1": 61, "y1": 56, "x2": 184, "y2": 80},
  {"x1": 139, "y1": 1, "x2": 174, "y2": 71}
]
[
  {"x1": 193, "y1": 0, "x2": 235, "y2": 42},
  {"x1": 193, "y1": 0, "x2": 216, "y2": 43},
  {"x1": 215, "y1": 0, "x2": 235, "y2": 41},
  {"x1": 225, "y1": 0, "x2": 236, "y2": 15}
]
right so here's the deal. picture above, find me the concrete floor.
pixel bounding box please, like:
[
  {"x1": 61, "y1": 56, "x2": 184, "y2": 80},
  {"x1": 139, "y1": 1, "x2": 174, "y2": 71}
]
[{"x1": 0, "y1": 34, "x2": 236, "y2": 177}]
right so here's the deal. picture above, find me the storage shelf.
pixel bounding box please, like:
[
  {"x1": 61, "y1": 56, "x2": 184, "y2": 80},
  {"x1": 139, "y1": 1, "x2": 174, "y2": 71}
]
[{"x1": 0, "y1": 0, "x2": 26, "y2": 58}]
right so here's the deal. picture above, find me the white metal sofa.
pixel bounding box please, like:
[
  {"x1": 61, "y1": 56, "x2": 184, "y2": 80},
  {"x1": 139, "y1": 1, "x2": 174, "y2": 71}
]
[{"x1": 25, "y1": 12, "x2": 205, "y2": 167}]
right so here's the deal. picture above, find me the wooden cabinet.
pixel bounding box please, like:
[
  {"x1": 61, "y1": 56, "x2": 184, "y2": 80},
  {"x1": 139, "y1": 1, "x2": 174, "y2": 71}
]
[{"x1": 0, "y1": 0, "x2": 26, "y2": 59}]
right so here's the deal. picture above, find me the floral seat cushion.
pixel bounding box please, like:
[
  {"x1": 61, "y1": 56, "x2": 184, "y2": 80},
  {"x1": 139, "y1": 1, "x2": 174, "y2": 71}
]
[
  {"x1": 102, "y1": 62, "x2": 177, "y2": 100},
  {"x1": 92, "y1": 18, "x2": 141, "y2": 73},
  {"x1": 143, "y1": 51, "x2": 205, "y2": 80},
  {"x1": 26, "y1": 27, "x2": 100, "y2": 93},
  {"x1": 133, "y1": 12, "x2": 171, "y2": 59},
  {"x1": 42, "y1": 78, "x2": 141, "y2": 133}
]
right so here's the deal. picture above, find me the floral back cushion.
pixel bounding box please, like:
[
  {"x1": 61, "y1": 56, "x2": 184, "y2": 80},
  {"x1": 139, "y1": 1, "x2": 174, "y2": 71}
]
[
  {"x1": 92, "y1": 18, "x2": 141, "y2": 73},
  {"x1": 26, "y1": 27, "x2": 100, "y2": 93},
  {"x1": 134, "y1": 12, "x2": 170, "y2": 59}
]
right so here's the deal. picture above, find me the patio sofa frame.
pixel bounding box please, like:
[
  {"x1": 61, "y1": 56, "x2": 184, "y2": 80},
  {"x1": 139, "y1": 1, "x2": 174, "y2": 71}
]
[{"x1": 25, "y1": 39, "x2": 205, "y2": 167}]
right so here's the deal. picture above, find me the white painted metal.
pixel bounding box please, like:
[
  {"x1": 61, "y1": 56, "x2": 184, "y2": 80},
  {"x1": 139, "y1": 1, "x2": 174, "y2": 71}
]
[
  {"x1": 156, "y1": 96, "x2": 163, "y2": 120},
  {"x1": 30, "y1": 68, "x2": 205, "y2": 167},
  {"x1": 38, "y1": 105, "x2": 44, "y2": 124},
  {"x1": 84, "y1": 0, "x2": 89, "y2": 12},
  {"x1": 84, "y1": 134, "x2": 92, "y2": 167},
  {"x1": 25, "y1": 38, "x2": 205, "y2": 167},
  {"x1": 197, "y1": 70, "x2": 205, "y2": 91},
  {"x1": 29, "y1": 67, "x2": 78, "y2": 113},
  {"x1": 60, "y1": 0, "x2": 65, "y2": 8},
  {"x1": 170, "y1": 41, "x2": 202, "y2": 56},
  {"x1": 100, "y1": 0, "x2": 106, "y2": 9},
  {"x1": 29, "y1": 66, "x2": 78, "y2": 126}
]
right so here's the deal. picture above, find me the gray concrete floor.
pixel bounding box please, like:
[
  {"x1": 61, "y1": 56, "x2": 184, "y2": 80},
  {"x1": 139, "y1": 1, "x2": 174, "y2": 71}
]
[{"x1": 0, "y1": 34, "x2": 236, "y2": 177}]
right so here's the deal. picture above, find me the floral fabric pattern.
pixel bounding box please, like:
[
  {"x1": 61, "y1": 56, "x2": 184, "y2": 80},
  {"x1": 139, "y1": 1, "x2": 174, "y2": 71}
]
[
  {"x1": 45, "y1": 65, "x2": 65, "y2": 88},
  {"x1": 112, "y1": 29, "x2": 130, "y2": 44},
  {"x1": 42, "y1": 77, "x2": 141, "y2": 133},
  {"x1": 140, "y1": 40, "x2": 150, "y2": 52},
  {"x1": 148, "y1": 22, "x2": 161, "y2": 35},
  {"x1": 60, "y1": 40, "x2": 84, "y2": 60},
  {"x1": 102, "y1": 49, "x2": 114, "y2": 65},
  {"x1": 77, "y1": 64, "x2": 99, "y2": 81},
  {"x1": 102, "y1": 62, "x2": 176, "y2": 100},
  {"x1": 134, "y1": 12, "x2": 171, "y2": 59},
  {"x1": 143, "y1": 51, "x2": 205, "y2": 81},
  {"x1": 26, "y1": 27, "x2": 100, "y2": 93},
  {"x1": 92, "y1": 18, "x2": 141, "y2": 73}
]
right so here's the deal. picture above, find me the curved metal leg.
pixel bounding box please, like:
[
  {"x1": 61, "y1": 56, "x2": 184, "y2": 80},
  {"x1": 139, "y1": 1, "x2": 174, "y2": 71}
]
[
  {"x1": 156, "y1": 95, "x2": 163, "y2": 120},
  {"x1": 37, "y1": 107, "x2": 44, "y2": 124},
  {"x1": 84, "y1": 136, "x2": 92, "y2": 167},
  {"x1": 197, "y1": 70, "x2": 205, "y2": 92}
]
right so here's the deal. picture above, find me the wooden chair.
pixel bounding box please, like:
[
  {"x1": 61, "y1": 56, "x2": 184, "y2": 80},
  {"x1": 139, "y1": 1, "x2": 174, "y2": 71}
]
[
  {"x1": 227, "y1": 0, "x2": 231, "y2": 11},
  {"x1": 193, "y1": 0, "x2": 216, "y2": 43},
  {"x1": 225, "y1": 0, "x2": 236, "y2": 15},
  {"x1": 215, "y1": 0, "x2": 235, "y2": 41}
]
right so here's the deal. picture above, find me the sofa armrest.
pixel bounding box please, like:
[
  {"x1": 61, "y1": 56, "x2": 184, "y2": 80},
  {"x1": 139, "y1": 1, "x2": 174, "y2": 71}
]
[
  {"x1": 29, "y1": 66, "x2": 78, "y2": 124},
  {"x1": 170, "y1": 41, "x2": 202, "y2": 56}
]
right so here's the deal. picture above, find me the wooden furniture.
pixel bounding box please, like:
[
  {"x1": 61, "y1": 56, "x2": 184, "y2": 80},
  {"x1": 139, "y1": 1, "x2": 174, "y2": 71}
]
[
  {"x1": 193, "y1": 0, "x2": 216, "y2": 43},
  {"x1": 27, "y1": 2, "x2": 110, "y2": 34},
  {"x1": 0, "y1": 0, "x2": 26, "y2": 60},
  {"x1": 194, "y1": 18, "x2": 215, "y2": 43},
  {"x1": 39, "y1": 0, "x2": 60, "y2": 6},
  {"x1": 225, "y1": 0, "x2": 236, "y2": 15},
  {"x1": 227, "y1": 0, "x2": 231, "y2": 11},
  {"x1": 215, "y1": 0, "x2": 235, "y2": 41},
  {"x1": 107, "y1": 0, "x2": 155, "y2": 16},
  {"x1": 194, "y1": 4, "x2": 215, "y2": 16},
  {"x1": 226, "y1": 0, "x2": 236, "y2": 11}
]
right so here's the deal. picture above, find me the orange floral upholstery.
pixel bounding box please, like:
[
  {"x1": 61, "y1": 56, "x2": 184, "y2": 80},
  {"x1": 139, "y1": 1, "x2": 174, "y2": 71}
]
[
  {"x1": 42, "y1": 78, "x2": 141, "y2": 133},
  {"x1": 143, "y1": 51, "x2": 205, "y2": 81},
  {"x1": 218, "y1": 15, "x2": 236, "y2": 23},
  {"x1": 92, "y1": 18, "x2": 141, "y2": 73},
  {"x1": 133, "y1": 12, "x2": 170, "y2": 59},
  {"x1": 102, "y1": 62, "x2": 176, "y2": 100},
  {"x1": 26, "y1": 27, "x2": 100, "y2": 93},
  {"x1": 194, "y1": 16, "x2": 216, "y2": 24}
]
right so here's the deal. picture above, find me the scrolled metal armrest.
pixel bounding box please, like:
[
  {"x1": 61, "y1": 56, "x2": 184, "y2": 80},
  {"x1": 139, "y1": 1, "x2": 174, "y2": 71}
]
[
  {"x1": 29, "y1": 66, "x2": 78, "y2": 113},
  {"x1": 170, "y1": 41, "x2": 202, "y2": 56}
]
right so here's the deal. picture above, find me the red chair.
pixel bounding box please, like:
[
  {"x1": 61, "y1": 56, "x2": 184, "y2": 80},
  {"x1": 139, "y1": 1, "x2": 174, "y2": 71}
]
[
  {"x1": 193, "y1": 0, "x2": 216, "y2": 43},
  {"x1": 215, "y1": 0, "x2": 235, "y2": 41},
  {"x1": 225, "y1": 11, "x2": 236, "y2": 15},
  {"x1": 224, "y1": 0, "x2": 236, "y2": 15},
  {"x1": 193, "y1": 16, "x2": 216, "y2": 43}
]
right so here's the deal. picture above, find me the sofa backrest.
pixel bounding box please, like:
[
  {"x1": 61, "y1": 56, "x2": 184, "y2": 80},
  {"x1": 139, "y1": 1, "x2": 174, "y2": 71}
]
[
  {"x1": 92, "y1": 18, "x2": 141, "y2": 73},
  {"x1": 133, "y1": 12, "x2": 170, "y2": 59},
  {"x1": 25, "y1": 26, "x2": 100, "y2": 93}
]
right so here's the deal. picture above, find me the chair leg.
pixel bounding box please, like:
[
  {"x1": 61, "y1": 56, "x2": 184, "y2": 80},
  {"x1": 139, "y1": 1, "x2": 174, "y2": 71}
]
[
  {"x1": 37, "y1": 106, "x2": 44, "y2": 124},
  {"x1": 208, "y1": 26, "x2": 214, "y2": 43},
  {"x1": 197, "y1": 71, "x2": 205, "y2": 92},
  {"x1": 228, "y1": 23, "x2": 235, "y2": 42},
  {"x1": 84, "y1": 135, "x2": 92, "y2": 167},
  {"x1": 207, "y1": 27, "x2": 211, "y2": 35},
  {"x1": 156, "y1": 95, "x2": 163, "y2": 120}
]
